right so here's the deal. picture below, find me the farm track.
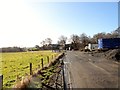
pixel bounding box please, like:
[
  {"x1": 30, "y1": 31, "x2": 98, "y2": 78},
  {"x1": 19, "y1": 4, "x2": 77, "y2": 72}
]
[{"x1": 64, "y1": 51, "x2": 119, "y2": 89}]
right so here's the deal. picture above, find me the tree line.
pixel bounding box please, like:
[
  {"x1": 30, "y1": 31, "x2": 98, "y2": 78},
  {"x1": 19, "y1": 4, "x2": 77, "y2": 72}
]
[
  {"x1": 1, "y1": 27, "x2": 120, "y2": 52},
  {"x1": 1, "y1": 47, "x2": 27, "y2": 53},
  {"x1": 37, "y1": 27, "x2": 120, "y2": 50}
]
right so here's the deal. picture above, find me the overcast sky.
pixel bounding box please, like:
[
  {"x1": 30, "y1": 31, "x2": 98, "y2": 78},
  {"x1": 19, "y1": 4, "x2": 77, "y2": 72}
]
[{"x1": 0, "y1": 0, "x2": 118, "y2": 47}]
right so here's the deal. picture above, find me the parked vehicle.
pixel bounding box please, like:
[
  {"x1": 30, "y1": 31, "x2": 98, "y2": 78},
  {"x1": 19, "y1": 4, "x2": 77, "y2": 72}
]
[
  {"x1": 88, "y1": 43, "x2": 98, "y2": 51},
  {"x1": 98, "y1": 38, "x2": 120, "y2": 49},
  {"x1": 84, "y1": 43, "x2": 98, "y2": 51}
]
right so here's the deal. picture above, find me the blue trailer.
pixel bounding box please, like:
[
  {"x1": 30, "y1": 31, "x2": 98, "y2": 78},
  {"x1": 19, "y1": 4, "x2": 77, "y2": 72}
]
[{"x1": 98, "y1": 38, "x2": 120, "y2": 49}]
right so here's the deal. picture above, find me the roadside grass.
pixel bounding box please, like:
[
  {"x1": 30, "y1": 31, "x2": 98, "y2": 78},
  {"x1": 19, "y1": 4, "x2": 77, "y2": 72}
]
[
  {"x1": 27, "y1": 60, "x2": 60, "y2": 88},
  {"x1": 0, "y1": 50, "x2": 60, "y2": 88}
]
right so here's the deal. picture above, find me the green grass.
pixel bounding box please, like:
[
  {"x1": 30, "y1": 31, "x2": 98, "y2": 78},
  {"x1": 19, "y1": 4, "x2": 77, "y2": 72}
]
[{"x1": 0, "y1": 51, "x2": 60, "y2": 88}]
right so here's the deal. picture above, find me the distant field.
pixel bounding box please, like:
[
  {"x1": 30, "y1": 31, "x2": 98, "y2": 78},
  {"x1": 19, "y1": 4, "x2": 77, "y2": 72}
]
[{"x1": 0, "y1": 51, "x2": 60, "y2": 88}]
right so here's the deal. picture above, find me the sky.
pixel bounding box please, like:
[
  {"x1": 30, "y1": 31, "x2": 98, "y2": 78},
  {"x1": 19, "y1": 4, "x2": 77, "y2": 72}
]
[{"x1": 0, "y1": 0, "x2": 119, "y2": 48}]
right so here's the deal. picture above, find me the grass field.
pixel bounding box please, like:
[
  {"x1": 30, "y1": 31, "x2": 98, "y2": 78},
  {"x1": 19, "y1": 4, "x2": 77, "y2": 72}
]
[{"x1": 0, "y1": 51, "x2": 60, "y2": 88}]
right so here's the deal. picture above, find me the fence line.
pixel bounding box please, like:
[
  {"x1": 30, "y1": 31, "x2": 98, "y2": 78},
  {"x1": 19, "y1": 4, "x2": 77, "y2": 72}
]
[
  {"x1": 29, "y1": 55, "x2": 54, "y2": 75},
  {"x1": 3, "y1": 54, "x2": 55, "y2": 88}
]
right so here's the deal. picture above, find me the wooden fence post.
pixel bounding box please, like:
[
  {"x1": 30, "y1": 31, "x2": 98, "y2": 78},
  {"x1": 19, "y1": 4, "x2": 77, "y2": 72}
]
[
  {"x1": 38, "y1": 65, "x2": 40, "y2": 68},
  {"x1": 52, "y1": 55, "x2": 54, "y2": 59},
  {"x1": 0, "y1": 74, "x2": 3, "y2": 90},
  {"x1": 41, "y1": 58, "x2": 43, "y2": 68},
  {"x1": 30, "y1": 63, "x2": 32, "y2": 75},
  {"x1": 47, "y1": 56, "x2": 49, "y2": 64}
]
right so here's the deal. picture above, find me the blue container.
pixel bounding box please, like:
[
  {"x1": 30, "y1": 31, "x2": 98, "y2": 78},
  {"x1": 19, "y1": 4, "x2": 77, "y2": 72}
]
[{"x1": 98, "y1": 38, "x2": 120, "y2": 49}]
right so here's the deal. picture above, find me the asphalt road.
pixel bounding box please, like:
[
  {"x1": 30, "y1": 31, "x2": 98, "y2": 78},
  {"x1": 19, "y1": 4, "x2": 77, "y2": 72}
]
[{"x1": 63, "y1": 51, "x2": 119, "y2": 89}]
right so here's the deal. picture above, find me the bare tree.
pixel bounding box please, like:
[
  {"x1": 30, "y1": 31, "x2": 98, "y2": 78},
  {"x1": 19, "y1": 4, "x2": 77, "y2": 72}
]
[
  {"x1": 115, "y1": 27, "x2": 120, "y2": 34},
  {"x1": 105, "y1": 33, "x2": 112, "y2": 38},
  {"x1": 45, "y1": 38, "x2": 52, "y2": 45},
  {"x1": 58, "y1": 35, "x2": 67, "y2": 45},
  {"x1": 40, "y1": 40, "x2": 45, "y2": 46},
  {"x1": 92, "y1": 32, "x2": 106, "y2": 43},
  {"x1": 40, "y1": 40, "x2": 46, "y2": 50},
  {"x1": 111, "y1": 27, "x2": 120, "y2": 38},
  {"x1": 70, "y1": 34, "x2": 80, "y2": 50},
  {"x1": 70, "y1": 34, "x2": 80, "y2": 43},
  {"x1": 80, "y1": 33, "x2": 89, "y2": 48},
  {"x1": 35, "y1": 45, "x2": 40, "y2": 50},
  {"x1": 57, "y1": 35, "x2": 67, "y2": 50},
  {"x1": 91, "y1": 27, "x2": 120, "y2": 44}
]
